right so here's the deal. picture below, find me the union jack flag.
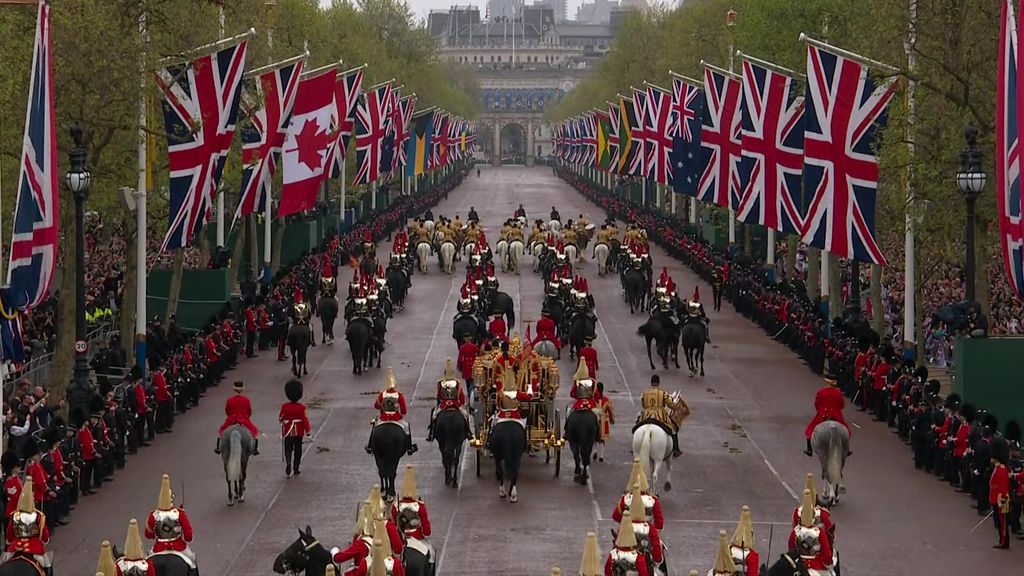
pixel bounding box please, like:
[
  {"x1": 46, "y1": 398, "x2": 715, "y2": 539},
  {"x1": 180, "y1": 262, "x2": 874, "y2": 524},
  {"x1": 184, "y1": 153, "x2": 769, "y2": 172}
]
[
  {"x1": 7, "y1": 0, "x2": 58, "y2": 309},
  {"x1": 157, "y1": 39, "x2": 249, "y2": 251},
  {"x1": 736, "y1": 58, "x2": 807, "y2": 235},
  {"x1": 235, "y1": 58, "x2": 304, "y2": 224},
  {"x1": 328, "y1": 67, "x2": 364, "y2": 178},
  {"x1": 378, "y1": 87, "x2": 401, "y2": 177},
  {"x1": 353, "y1": 82, "x2": 392, "y2": 185},
  {"x1": 698, "y1": 65, "x2": 743, "y2": 209},
  {"x1": 628, "y1": 88, "x2": 648, "y2": 177},
  {"x1": 431, "y1": 112, "x2": 449, "y2": 169},
  {"x1": 607, "y1": 102, "x2": 622, "y2": 170},
  {"x1": 998, "y1": 0, "x2": 1024, "y2": 299},
  {"x1": 582, "y1": 113, "x2": 598, "y2": 166},
  {"x1": 552, "y1": 122, "x2": 562, "y2": 158},
  {"x1": 394, "y1": 95, "x2": 416, "y2": 171},
  {"x1": 668, "y1": 75, "x2": 705, "y2": 196},
  {"x1": 645, "y1": 84, "x2": 674, "y2": 185},
  {"x1": 801, "y1": 43, "x2": 897, "y2": 264}
]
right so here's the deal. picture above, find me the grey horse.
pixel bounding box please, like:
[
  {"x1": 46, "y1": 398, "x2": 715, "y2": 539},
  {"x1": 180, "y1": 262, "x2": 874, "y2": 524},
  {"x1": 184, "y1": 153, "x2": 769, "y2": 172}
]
[
  {"x1": 221, "y1": 423, "x2": 254, "y2": 506},
  {"x1": 811, "y1": 420, "x2": 850, "y2": 507}
]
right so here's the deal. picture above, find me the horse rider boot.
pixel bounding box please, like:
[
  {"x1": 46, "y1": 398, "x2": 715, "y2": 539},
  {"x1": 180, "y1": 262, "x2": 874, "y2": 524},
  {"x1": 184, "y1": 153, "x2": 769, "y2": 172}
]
[
  {"x1": 145, "y1": 474, "x2": 197, "y2": 568},
  {"x1": 367, "y1": 368, "x2": 418, "y2": 455},
  {"x1": 427, "y1": 359, "x2": 473, "y2": 442},
  {"x1": 1, "y1": 478, "x2": 52, "y2": 571},
  {"x1": 215, "y1": 381, "x2": 260, "y2": 455},
  {"x1": 639, "y1": 375, "x2": 685, "y2": 458},
  {"x1": 117, "y1": 519, "x2": 156, "y2": 576}
]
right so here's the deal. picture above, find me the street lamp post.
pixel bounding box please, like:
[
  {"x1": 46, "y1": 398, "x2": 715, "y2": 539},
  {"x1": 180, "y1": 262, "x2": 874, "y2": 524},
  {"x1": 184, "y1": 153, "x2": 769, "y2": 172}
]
[
  {"x1": 956, "y1": 125, "x2": 986, "y2": 304},
  {"x1": 66, "y1": 125, "x2": 93, "y2": 420}
]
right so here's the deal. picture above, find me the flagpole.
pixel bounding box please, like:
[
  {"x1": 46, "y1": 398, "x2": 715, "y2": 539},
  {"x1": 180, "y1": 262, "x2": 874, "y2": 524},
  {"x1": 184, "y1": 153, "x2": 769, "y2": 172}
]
[
  {"x1": 216, "y1": 6, "x2": 226, "y2": 249},
  {"x1": 157, "y1": 27, "x2": 256, "y2": 65},
  {"x1": 135, "y1": 10, "x2": 149, "y2": 376},
  {"x1": 263, "y1": 0, "x2": 275, "y2": 285},
  {"x1": 726, "y1": 10, "x2": 738, "y2": 247},
  {"x1": 799, "y1": 33, "x2": 901, "y2": 74},
  {"x1": 904, "y1": 0, "x2": 919, "y2": 357}
]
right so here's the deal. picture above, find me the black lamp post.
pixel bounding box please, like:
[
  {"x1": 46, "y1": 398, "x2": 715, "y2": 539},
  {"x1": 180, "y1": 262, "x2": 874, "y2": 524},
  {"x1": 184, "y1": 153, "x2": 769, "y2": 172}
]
[
  {"x1": 66, "y1": 125, "x2": 93, "y2": 421},
  {"x1": 956, "y1": 125, "x2": 987, "y2": 304}
]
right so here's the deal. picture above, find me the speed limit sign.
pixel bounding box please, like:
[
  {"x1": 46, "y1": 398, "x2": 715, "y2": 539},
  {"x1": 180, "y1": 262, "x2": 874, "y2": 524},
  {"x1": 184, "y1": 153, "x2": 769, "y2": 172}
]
[{"x1": 74, "y1": 339, "x2": 88, "y2": 354}]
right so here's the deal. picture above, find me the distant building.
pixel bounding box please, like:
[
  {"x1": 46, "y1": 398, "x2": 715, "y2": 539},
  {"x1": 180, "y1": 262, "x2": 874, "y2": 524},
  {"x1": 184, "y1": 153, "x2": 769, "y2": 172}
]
[
  {"x1": 532, "y1": 0, "x2": 567, "y2": 22},
  {"x1": 575, "y1": 0, "x2": 618, "y2": 24}
]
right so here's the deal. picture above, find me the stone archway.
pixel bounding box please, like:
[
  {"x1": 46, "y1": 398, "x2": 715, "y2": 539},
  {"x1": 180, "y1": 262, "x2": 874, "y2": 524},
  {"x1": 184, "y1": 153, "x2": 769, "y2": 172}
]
[
  {"x1": 499, "y1": 123, "x2": 527, "y2": 165},
  {"x1": 476, "y1": 123, "x2": 494, "y2": 163}
]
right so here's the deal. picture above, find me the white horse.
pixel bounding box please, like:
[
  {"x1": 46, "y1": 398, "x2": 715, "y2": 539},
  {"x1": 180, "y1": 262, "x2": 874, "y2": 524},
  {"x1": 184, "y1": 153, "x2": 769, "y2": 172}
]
[
  {"x1": 424, "y1": 220, "x2": 435, "y2": 235},
  {"x1": 495, "y1": 239, "x2": 509, "y2": 271},
  {"x1": 563, "y1": 244, "x2": 578, "y2": 266},
  {"x1": 462, "y1": 241, "x2": 477, "y2": 260},
  {"x1": 632, "y1": 424, "x2": 673, "y2": 494},
  {"x1": 416, "y1": 242, "x2": 431, "y2": 273},
  {"x1": 548, "y1": 219, "x2": 562, "y2": 233},
  {"x1": 812, "y1": 420, "x2": 850, "y2": 506},
  {"x1": 594, "y1": 243, "x2": 610, "y2": 276},
  {"x1": 507, "y1": 240, "x2": 524, "y2": 275},
  {"x1": 439, "y1": 241, "x2": 456, "y2": 274}
]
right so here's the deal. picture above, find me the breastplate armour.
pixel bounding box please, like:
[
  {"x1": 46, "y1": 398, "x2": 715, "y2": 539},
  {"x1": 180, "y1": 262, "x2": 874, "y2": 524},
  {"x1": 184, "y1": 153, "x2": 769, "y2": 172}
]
[
  {"x1": 117, "y1": 559, "x2": 151, "y2": 576},
  {"x1": 440, "y1": 380, "x2": 459, "y2": 400},
  {"x1": 397, "y1": 502, "x2": 421, "y2": 530},
  {"x1": 609, "y1": 549, "x2": 640, "y2": 576},
  {"x1": 12, "y1": 512, "x2": 40, "y2": 539},
  {"x1": 632, "y1": 522, "x2": 652, "y2": 552},
  {"x1": 576, "y1": 380, "x2": 594, "y2": 399},
  {"x1": 153, "y1": 509, "x2": 183, "y2": 540},
  {"x1": 381, "y1": 392, "x2": 400, "y2": 413},
  {"x1": 498, "y1": 390, "x2": 520, "y2": 410}
]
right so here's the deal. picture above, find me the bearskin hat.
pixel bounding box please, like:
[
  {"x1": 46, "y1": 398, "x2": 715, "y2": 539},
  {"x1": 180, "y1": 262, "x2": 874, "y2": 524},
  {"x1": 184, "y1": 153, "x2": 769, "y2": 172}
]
[
  {"x1": 914, "y1": 365, "x2": 929, "y2": 381},
  {"x1": 961, "y1": 403, "x2": 977, "y2": 423},
  {"x1": 944, "y1": 393, "x2": 962, "y2": 410},
  {"x1": 1005, "y1": 420, "x2": 1022, "y2": 443},
  {"x1": 22, "y1": 441, "x2": 38, "y2": 461},
  {"x1": 89, "y1": 395, "x2": 105, "y2": 417},
  {"x1": 982, "y1": 413, "x2": 999, "y2": 436},
  {"x1": 992, "y1": 436, "x2": 1011, "y2": 465},
  {"x1": 285, "y1": 379, "x2": 304, "y2": 403},
  {"x1": 923, "y1": 380, "x2": 941, "y2": 397},
  {"x1": 857, "y1": 337, "x2": 871, "y2": 353},
  {"x1": 1, "y1": 452, "x2": 20, "y2": 475}
]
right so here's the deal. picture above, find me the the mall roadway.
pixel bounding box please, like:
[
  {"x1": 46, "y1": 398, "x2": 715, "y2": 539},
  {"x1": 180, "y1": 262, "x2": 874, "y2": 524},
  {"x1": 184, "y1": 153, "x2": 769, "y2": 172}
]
[{"x1": 52, "y1": 167, "x2": 1022, "y2": 575}]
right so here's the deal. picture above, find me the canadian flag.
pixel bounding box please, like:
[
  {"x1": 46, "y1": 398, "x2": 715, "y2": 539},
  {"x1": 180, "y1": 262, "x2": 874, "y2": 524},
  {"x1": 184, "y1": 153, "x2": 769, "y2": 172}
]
[{"x1": 280, "y1": 69, "x2": 338, "y2": 217}]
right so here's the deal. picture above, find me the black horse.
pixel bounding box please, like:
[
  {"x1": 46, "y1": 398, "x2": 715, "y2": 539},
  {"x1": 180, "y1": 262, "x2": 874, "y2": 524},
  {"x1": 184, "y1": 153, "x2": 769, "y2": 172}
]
[
  {"x1": 565, "y1": 407, "x2": 598, "y2": 485},
  {"x1": 680, "y1": 321, "x2": 706, "y2": 376},
  {"x1": 639, "y1": 315, "x2": 679, "y2": 370},
  {"x1": 434, "y1": 409, "x2": 467, "y2": 487},
  {"x1": 149, "y1": 553, "x2": 197, "y2": 576},
  {"x1": 346, "y1": 319, "x2": 372, "y2": 375},
  {"x1": 490, "y1": 420, "x2": 527, "y2": 503},
  {"x1": 623, "y1": 268, "x2": 649, "y2": 314},
  {"x1": 484, "y1": 290, "x2": 516, "y2": 328},
  {"x1": 316, "y1": 296, "x2": 339, "y2": 343},
  {"x1": 367, "y1": 314, "x2": 387, "y2": 370},
  {"x1": 452, "y1": 314, "x2": 484, "y2": 348},
  {"x1": 386, "y1": 265, "x2": 410, "y2": 311},
  {"x1": 359, "y1": 254, "x2": 377, "y2": 280},
  {"x1": 273, "y1": 526, "x2": 334, "y2": 576},
  {"x1": 287, "y1": 323, "x2": 311, "y2": 377},
  {"x1": 0, "y1": 557, "x2": 47, "y2": 576},
  {"x1": 761, "y1": 550, "x2": 811, "y2": 576},
  {"x1": 369, "y1": 422, "x2": 406, "y2": 500},
  {"x1": 567, "y1": 314, "x2": 596, "y2": 361}
]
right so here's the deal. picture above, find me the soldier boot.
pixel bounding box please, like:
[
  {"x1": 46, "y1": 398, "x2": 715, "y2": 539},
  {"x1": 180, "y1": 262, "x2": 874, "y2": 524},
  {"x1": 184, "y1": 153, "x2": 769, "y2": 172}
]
[
  {"x1": 671, "y1": 433, "x2": 682, "y2": 458},
  {"x1": 406, "y1": 432, "x2": 419, "y2": 455},
  {"x1": 252, "y1": 438, "x2": 260, "y2": 456},
  {"x1": 214, "y1": 436, "x2": 222, "y2": 454},
  {"x1": 804, "y1": 438, "x2": 813, "y2": 457}
]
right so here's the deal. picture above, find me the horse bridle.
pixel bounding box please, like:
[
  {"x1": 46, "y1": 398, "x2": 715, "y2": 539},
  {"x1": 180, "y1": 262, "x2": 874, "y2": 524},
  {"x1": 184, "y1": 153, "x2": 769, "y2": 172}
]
[{"x1": 281, "y1": 538, "x2": 321, "y2": 575}]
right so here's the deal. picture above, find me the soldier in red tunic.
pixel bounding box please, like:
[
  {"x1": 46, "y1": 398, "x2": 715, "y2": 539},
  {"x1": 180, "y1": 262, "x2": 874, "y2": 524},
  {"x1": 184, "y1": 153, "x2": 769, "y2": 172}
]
[
  {"x1": 426, "y1": 359, "x2": 473, "y2": 442},
  {"x1": 216, "y1": 381, "x2": 260, "y2": 455},
  {"x1": 390, "y1": 466, "x2": 433, "y2": 569},
  {"x1": 790, "y1": 489, "x2": 836, "y2": 573},
  {"x1": 2, "y1": 478, "x2": 50, "y2": 570},
  {"x1": 790, "y1": 474, "x2": 835, "y2": 548},
  {"x1": 153, "y1": 362, "x2": 173, "y2": 434},
  {"x1": 488, "y1": 313, "x2": 507, "y2": 343},
  {"x1": 533, "y1": 314, "x2": 561, "y2": 349},
  {"x1": 611, "y1": 459, "x2": 665, "y2": 530},
  {"x1": 355, "y1": 537, "x2": 406, "y2": 576},
  {"x1": 457, "y1": 335, "x2": 479, "y2": 397},
  {"x1": 367, "y1": 368, "x2": 417, "y2": 455},
  {"x1": 569, "y1": 358, "x2": 597, "y2": 412},
  {"x1": 116, "y1": 519, "x2": 157, "y2": 576},
  {"x1": 245, "y1": 305, "x2": 258, "y2": 358},
  {"x1": 990, "y1": 437, "x2": 1012, "y2": 549},
  {"x1": 578, "y1": 336, "x2": 599, "y2": 378},
  {"x1": 804, "y1": 370, "x2": 851, "y2": 457},
  {"x1": 1, "y1": 452, "x2": 22, "y2": 522},
  {"x1": 145, "y1": 474, "x2": 195, "y2": 567},
  {"x1": 279, "y1": 379, "x2": 311, "y2": 477},
  {"x1": 626, "y1": 482, "x2": 663, "y2": 569},
  {"x1": 333, "y1": 504, "x2": 375, "y2": 573}
]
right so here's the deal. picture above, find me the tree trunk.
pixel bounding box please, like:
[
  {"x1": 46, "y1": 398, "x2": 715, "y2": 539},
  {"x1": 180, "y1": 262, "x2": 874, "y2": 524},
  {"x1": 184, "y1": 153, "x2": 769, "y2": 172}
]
[
  {"x1": 828, "y1": 253, "x2": 842, "y2": 322},
  {"x1": 119, "y1": 210, "x2": 138, "y2": 364},
  {"x1": 228, "y1": 219, "x2": 245, "y2": 294},
  {"x1": 743, "y1": 223, "x2": 752, "y2": 256},
  {"x1": 270, "y1": 222, "x2": 285, "y2": 275},
  {"x1": 807, "y1": 247, "x2": 820, "y2": 299},
  {"x1": 165, "y1": 249, "x2": 184, "y2": 321},
  {"x1": 785, "y1": 235, "x2": 798, "y2": 281},
  {"x1": 50, "y1": 207, "x2": 77, "y2": 411},
  {"x1": 197, "y1": 232, "x2": 211, "y2": 271},
  {"x1": 870, "y1": 263, "x2": 883, "y2": 335}
]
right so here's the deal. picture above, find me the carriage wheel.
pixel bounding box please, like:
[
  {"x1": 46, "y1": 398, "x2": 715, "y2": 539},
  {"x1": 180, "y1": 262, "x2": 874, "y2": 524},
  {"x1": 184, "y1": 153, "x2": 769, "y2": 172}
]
[
  {"x1": 555, "y1": 446, "x2": 561, "y2": 477},
  {"x1": 475, "y1": 448, "x2": 482, "y2": 477}
]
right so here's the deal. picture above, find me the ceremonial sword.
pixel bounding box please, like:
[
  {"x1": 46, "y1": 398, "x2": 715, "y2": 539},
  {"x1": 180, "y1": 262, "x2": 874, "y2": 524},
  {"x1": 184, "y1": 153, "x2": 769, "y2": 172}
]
[{"x1": 970, "y1": 510, "x2": 994, "y2": 533}]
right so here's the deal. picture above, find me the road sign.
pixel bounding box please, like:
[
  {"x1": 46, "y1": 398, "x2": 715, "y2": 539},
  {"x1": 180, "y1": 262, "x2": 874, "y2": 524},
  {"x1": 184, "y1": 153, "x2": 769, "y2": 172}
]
[{"x1": 74, "y1": 339, "x2": 87, "y2": 354}]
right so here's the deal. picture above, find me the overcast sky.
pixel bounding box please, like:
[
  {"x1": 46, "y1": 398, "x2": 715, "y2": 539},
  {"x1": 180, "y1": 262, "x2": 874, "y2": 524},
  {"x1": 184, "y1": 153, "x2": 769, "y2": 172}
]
[{"x1": 318, "y1": 0, "x2": 584, "y2": 22}]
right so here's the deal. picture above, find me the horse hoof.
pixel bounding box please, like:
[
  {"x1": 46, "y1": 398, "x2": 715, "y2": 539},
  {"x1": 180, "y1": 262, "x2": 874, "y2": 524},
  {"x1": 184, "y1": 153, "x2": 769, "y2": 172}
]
[
  {"x1": 227, "y1": 499, "x2": 234, "y2": 507},
  {"x1": 498, "y1": 487, "x2": 507, "y2": 499},
  {"x1": 239, "y1": 495, "x2": 245, "y2": 503},
  {"x1": 510, "y1": 488, "x2": 518, "y2": 503}
]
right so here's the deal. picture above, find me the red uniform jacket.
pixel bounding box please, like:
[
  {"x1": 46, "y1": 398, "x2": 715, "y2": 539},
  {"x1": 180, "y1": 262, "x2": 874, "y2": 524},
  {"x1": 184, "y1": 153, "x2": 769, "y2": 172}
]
[
  {"x1": 611, "y1": 493, "x2": 665, "y2": 530},
  {"x1": 245, "y1": 308, "x2": 257, "y2": 332},
  {"x1": 789, "y1": 506, "x2": 835, "y2": 549},
  {"x1": 872, "y1": 361, "x2": 891, "y2": 391},
  {"x1": 375, "y1": 391, "x2": 408, "y2": 422},
  {"x1": 153, "y1": 371, "x2": 171, "y2": 403},
  {"x1": 4, "y1": 512, "x2": 49, "y2": 555},
  {"x1": 49, "y1": 448, "x2": 66, "y2": 487},
  {"x1": 436, "y1": 384, "x2": 466, "y2": 411},
  {"x1": 219, "y1": 395, "x2": 259, "y2": 436},
  {"x1": 457, "y1": 342, "x2": 479, "y2": 380},
  {"x1": 488, "y1": 317, "x2": 507, "y2": 341},
  {"x1": 853, "y1": 351, "x2": 869, "y2": 382},
  {"x1": 533, "y1": 317, "x2": 561, "y2": 348},
  {"x1": 3, "y1": 476, "x2": 22, "y2": 518},
  {"x1": 495, "y1": 389, "x2": 533, "y2": 420},
  {"x1": 133, "y1": 382, "x2": 149, "y2": 416},
  {"x1": 739, "y1": 547, "x2": 761, "y2": 576},
  {"x1": 79, "y1": 426, "x2": 97, "y2": 461},
  {"x1": 205, "y1": 337, "x2": 219, "y2": 364},
  {"x1": 952, "y1": 420, "x2": 970, "y2": 457},
  {"x1": 634, "y1": 521, "x2": 663, "y2": 563},
  {"x1": 604, "y1": 549, "x2": 650, "y2": 576},
  {"x1": 145, "y1": 508, "x2": 193, "y2": 552},
  {"x1": 25, "y1": 461, "x2": 49, "y2": 503},
  {"x1": 333, "y1": 537, "x2": 371, "y2": 566},
  {"x1": 579, "y1": 346, "x2": 598, "y2": 377},
  {"x1": 390, "y1": 499, "x2": 432, "y2": 541},
  {"x1": 990, "y1": 463, "x2": 1010, "y2": 506},
  {"x1": 804, "y1": 386, "x2": 850, "y2": 439},
  {"x1": 279, "y1": 402, "x2": 311, "y2": 437}
]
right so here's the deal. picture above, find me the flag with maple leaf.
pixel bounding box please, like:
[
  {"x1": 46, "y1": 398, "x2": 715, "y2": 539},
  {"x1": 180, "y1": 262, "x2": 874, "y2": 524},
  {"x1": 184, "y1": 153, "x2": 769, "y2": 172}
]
[{"x1": 280, "y1": 69, "x2": 337, "y2": 217}]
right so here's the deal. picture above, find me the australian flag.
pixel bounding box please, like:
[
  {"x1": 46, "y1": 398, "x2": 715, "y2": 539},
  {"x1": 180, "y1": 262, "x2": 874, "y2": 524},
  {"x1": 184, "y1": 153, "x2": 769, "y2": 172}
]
[
  {"x1": 7, "y1": 0, "x2": 58, "y2": 310},
  {"x1": 668, "y1": 75, "x2": 705, "y2": 197}
]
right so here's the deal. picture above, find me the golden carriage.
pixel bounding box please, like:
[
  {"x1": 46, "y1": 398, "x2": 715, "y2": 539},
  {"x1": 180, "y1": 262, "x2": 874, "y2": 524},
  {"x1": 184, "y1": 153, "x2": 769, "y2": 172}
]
[{"x1": 469, "y1": 332, "x2": 564, "y2": 477}]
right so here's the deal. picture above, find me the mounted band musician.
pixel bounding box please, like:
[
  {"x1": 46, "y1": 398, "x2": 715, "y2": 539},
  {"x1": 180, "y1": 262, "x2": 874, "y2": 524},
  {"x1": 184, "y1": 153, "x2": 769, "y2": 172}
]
[
  {"x1": 637, "y1": 375, "x2": 689, "y2": 458},
  {"x1": 366, "y1": 368, "x2": 418, "y2": 456},
  {"x1": 426, "y1": 358, "x2": 474, "y2": 442}
]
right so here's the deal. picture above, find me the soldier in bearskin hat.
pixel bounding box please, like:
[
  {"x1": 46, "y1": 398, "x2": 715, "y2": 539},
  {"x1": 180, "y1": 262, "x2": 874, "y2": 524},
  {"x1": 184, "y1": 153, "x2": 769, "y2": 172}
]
[{"x1": 279, "y1": 379, "x2": 311, "y2": 477}]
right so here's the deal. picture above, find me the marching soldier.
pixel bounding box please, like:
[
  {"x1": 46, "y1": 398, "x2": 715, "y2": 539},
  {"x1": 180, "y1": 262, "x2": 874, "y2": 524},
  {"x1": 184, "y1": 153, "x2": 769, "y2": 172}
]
[
  {"x1": 389, "y1": 467, "x2": 433, "y2": 556},
  {"x1": 708, "y1": 530, "x2": 737, "y2": 576},
  {"x1": 729, "y1": 506, "x2": 760, "y2": 576},
  {"x1": 639, "y1": 375, "x2": 689, "y2": 458},
  {"x1": 215, "y1": 381, "x2": 260, "y2": 455},
  {"x1": 116, "y1": 519, "x2": 157, "y2": 575},
  {"x1": 280, "y1": 379, "x2": 311, "y2": 477},
  {"x1": 2, "y1": 478, "x2": 50, "y2": 571},
  {"x1": 803, "y1": 369, "x2": 851, "y2": 457},
  {"x1": 991, "y1": 436, "x2": 1012, "y2": 549},
  {"x1": 711, "y1": 267, "x2": 725, "y2": 312},
  {"x1": 367, "y1": 368, "x2": 418, "y2": 456},
  {"x1": 144, "y1": 474, "x2": 196, "y2": 567},
  {"x1": 426, "y1": 358, "x2": 473, "y2": 441},
  {"x1": 604, "y1": 510, "x2": 650, "y2": 576},
  {"x1": 612, "y1": 459, "x2": 664, "y2": 530}
]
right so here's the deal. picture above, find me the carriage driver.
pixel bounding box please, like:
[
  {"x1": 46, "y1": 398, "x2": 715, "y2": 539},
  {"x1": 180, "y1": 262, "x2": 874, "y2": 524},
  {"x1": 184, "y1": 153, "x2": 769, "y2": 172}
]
[
  {"x1": 145, "y1": 474, "x2": 196, "y2": 567},
  {"x1": 215, "y1": 381, "x2": 260, "y2": 455},
  {"x1": 426, "y1": 358, "x2": 474, "y2": 442},
  {"x1": 804, "y1": 368, "x2": 852, "y2": 457},
  {"x1": 638, "y1": 375, "x2": 690, "y2": 458},
  {"x1": 366, "y1": 367, "x2": 418, "y2": 456}
]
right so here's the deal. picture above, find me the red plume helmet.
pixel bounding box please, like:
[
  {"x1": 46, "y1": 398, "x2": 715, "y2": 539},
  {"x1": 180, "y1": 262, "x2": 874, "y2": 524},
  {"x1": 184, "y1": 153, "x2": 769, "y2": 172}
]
[
  {"x1": 377, "y1": 265, "x2": 385, "y2": 278},
  {"x1": 582, "y1": 278, "x2": 589, "y2": 293},
  {"x1": 293, "y1": 286, "x2": 304, "y2": 302},
  {"x1": 692, "y1": 286, "x2": 700, "y2": 302},
  {"x1": 322, "y1": 257, "x2": 334, "y2": 278}
]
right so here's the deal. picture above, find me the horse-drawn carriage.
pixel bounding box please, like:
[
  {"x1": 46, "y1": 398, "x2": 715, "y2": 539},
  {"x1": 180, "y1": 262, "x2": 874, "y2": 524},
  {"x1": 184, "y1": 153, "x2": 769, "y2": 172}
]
[{"x1": 469, "y1": 333, "x2": 564, "y2": 478}]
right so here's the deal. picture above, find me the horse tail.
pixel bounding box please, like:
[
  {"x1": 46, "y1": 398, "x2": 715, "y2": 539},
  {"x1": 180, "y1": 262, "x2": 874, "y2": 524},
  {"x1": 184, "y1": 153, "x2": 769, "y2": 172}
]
[
  {"x1": 227, "y1": 428, "x2": 242, "y2": 483},
  {"x1": 639, "y1": 427, "x2": 653, "y2": 486}
]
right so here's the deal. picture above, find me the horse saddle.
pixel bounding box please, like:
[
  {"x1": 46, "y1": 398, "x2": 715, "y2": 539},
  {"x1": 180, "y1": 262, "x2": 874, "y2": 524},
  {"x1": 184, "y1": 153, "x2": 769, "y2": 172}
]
[
  {"x1": 375, "y1": 419, "x2": 409, "y2": 434},
  {"x1": 149, "y1": 549, "x2": 197, "y2": 570},
  {"x1": 632, "y1": 418, "x2": 674, "y2": 436},
  {"x1": 491, "y1": 416, "x2": 527, "y2": 429}
]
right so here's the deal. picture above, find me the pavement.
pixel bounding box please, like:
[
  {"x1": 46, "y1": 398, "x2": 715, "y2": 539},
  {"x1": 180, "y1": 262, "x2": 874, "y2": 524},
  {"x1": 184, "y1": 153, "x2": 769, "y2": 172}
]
[{"x1": 51, "y1": 166, "x2": 1024, "y2": 575}]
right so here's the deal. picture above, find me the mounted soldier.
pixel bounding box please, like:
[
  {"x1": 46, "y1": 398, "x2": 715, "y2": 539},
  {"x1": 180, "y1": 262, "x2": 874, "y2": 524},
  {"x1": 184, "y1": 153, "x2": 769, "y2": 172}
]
[
  {"x1": 626, "y1": 482, "x2": 664, "y2": 571},
  {"x1": 215, "y1": 381, "x2": 260, "y2": 455},
  {"x1": 804, "y1": 369, "x2": 851, "y2": 457},
  {"x1": 605, "y1": 511, "x2": 651, "y2": 576},
  {"x1": 789, "y1": 489, "x2": 838, "y2": 575},
  {"x1": 426, "y1": 358, "x2": 473, "y2": 442},
  {"x1": 790, "y1": 474, "x2": 836, "y2": 548},
  {"x1": 612, "y1": 459, "x2": 664, "y2": 530},
  {"x1": 638, "y1": 375, "x2": 689, "y2": 458},
  {"x1": 117, "y1": 519, "x2": 157, "y2": 576},
  {"x1": 145, "y1": 474, "x2": 196, "y2": 569},
  {"x1": 1, "y1": 478, "x2": 51, "y2": 573},
  {"x1": 389, "y1": 466, "x2": 434, "y2": 573},
  {"x1": 683, "y1": 287, "x2": 711, "y2": 343},
  {"x1": 366, "y1": 368, "x2": 418, "y2": 456},
  {"x1": 729, "y1": 506, "x2": 760, "y2": 576}
]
